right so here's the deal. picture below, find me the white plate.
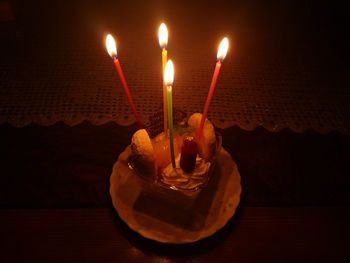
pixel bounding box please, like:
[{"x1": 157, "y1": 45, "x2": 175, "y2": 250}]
[{"x1": 110, "y1": 146, "x2": 241, "y2": 244}]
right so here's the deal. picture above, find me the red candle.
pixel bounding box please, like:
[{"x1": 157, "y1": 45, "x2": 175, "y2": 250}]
[
  {"x1": 106, "y1": 34, "x2": 142, "y2": 128},
  {"x1": 113, "y1": 57, "x2": 142, "y2": 128},
  {"x1": 197, "y1": 37, "x2": 229, "y2": 140},
  {"x1": 197, "y1": 61, "x2": 221, "y2": 140}
]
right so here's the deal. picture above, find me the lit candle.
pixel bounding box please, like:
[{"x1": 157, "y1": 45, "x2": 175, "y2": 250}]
[
  {"x1": 164, "y1": 59, "x2": 176, "y2": 168},
  {"x1": 197, "y1": 37, "x2": 229, "y2": 139},
  {"x1": 158, "y1": 23, "x2": 169, "y2": 135},
  {"x1": 105, "y1": 34, "x2": 142, "y2": 128}
]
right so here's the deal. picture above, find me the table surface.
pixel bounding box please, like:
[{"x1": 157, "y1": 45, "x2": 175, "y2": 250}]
[
  {"x1": 1, "y1": 122, "x2": 349, "y2": 262},
  {"x1": 1, "y1": 0, "x2": 350, "y2": 262}
]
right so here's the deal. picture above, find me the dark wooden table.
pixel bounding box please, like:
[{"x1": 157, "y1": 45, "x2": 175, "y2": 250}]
[
  {"x1": 0, "y1": 207, "x2": 348, "y2": 262},
  {"x1": 0, "y1": 122, "x2": 349, "y2": 262}
]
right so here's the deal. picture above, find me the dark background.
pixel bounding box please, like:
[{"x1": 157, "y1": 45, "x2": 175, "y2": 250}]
[
  {"x1": 1, "y1": 0, "x2": 349, "y2": 207},
  {"x1": 0, "y1": 1, "x2": 349, "y2": 262}
]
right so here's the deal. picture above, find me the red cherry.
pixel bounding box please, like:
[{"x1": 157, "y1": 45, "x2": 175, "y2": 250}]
[{"x1": 180, "y1": 136, "x2": 198, "y2": 173}]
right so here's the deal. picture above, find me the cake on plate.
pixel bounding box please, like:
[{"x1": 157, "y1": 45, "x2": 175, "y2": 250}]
[{"x1": 109, "y1": 112, "x2": 241, "y2": 242}]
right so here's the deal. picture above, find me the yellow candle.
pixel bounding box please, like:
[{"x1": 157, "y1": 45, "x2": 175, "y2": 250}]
[
  {"x1": 162, "y1": 48, "x2": 167, "y2": 135},
  {"x1": 159, "y1": 23, "x2": 169, "y2": 135}
]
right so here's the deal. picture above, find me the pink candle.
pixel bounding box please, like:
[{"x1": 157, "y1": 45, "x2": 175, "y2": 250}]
[
  {"x1": 197, "y1": 37, "x2": 229, "y2": 140},
  {"x1": 106, "y1": 34, "x2": 142, "y2": 128}
]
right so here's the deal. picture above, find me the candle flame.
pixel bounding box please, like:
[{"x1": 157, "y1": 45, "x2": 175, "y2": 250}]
[
  {"x1": 106, "y1": 34, "x2": 117, "y2": 58},
  {"x1": 164, "y1": 60, "x2": 174, "y2": 87},
  {"x1": 217, "y1": 37, "x2": 229, "y2": 61},
  {"x1": 158, "y1": 23, "x2": 168, "y2": 49}
]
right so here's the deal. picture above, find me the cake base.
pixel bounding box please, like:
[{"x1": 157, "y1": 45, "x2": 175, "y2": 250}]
[{"x1": 109, "y1": 146, "x2": 241, "y2": 244}]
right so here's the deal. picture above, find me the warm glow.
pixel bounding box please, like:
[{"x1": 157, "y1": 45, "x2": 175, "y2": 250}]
[
  {"x1": 158, "y1": 23, "x2": 168, "y2": 49},
  {"x1": 164, "y1": 60, "x2": 174, "y2": 87},
  {"x1": 106, "y1": 34, "x2": 117, "y2": 58},
  {"x1": 217, "y1": 37, "x2": 229, "y2": 61}
]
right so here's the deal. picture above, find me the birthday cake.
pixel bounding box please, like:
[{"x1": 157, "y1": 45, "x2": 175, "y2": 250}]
[{"x1": 129, "y1": 113, "x2": 219, "y2": 191}]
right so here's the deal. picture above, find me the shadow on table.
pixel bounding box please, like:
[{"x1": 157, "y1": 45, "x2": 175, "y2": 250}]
[{"x1": 109, "y1": 203, "x2": 243, "y2": 257}]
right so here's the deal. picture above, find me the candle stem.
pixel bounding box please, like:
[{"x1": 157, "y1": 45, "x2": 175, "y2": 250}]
[
  {"x1": 162, "y1": 48, "x2": 168, "y2": 136},
  {"x1": 114, "y1": 58, "x2": 142, "y2": 128},
  {"x1": 167, "y1": 86, "x2": 176, "y2": 168},
  {"x1": 197, "y1": 61, "x2": 222, "y2": 140}
]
